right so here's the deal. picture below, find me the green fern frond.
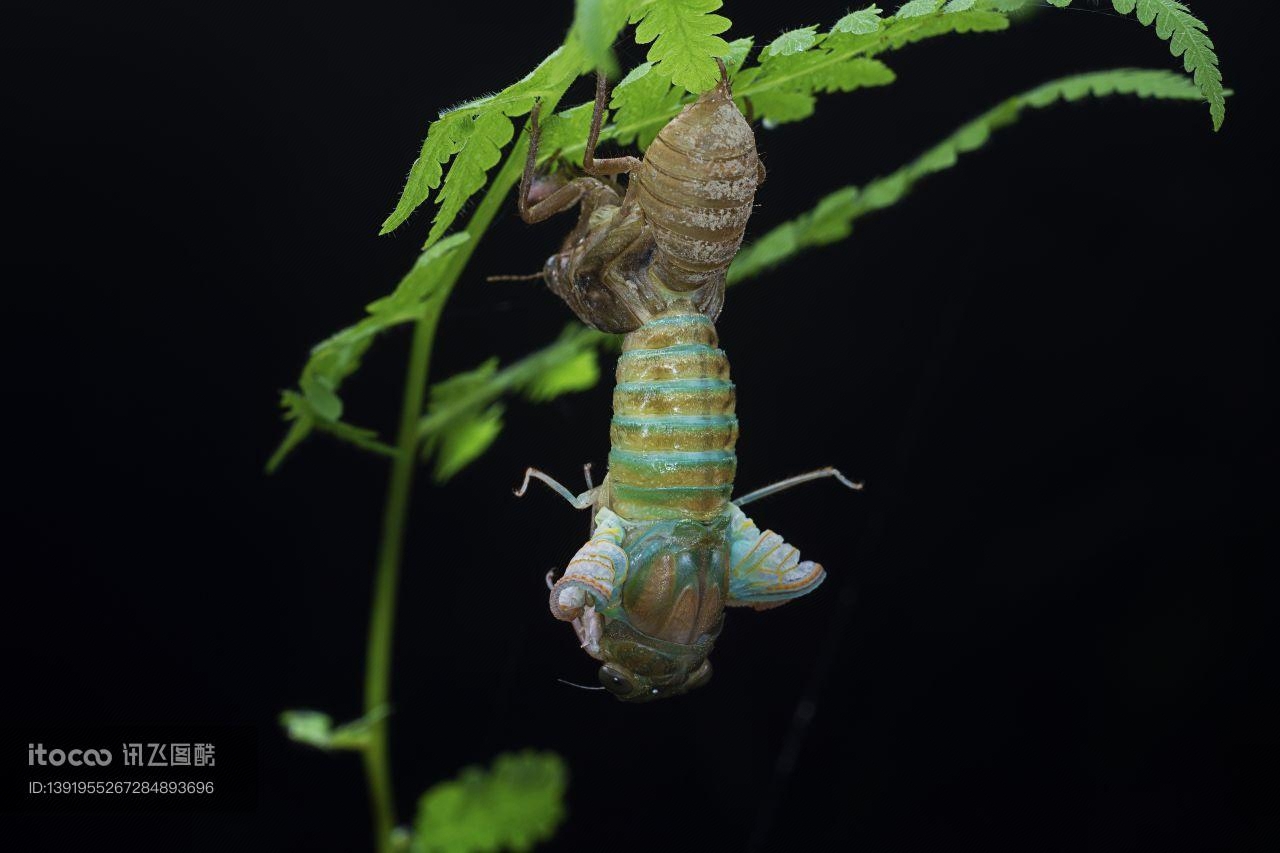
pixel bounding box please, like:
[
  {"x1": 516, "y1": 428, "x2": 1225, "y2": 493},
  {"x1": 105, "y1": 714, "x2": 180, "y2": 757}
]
[
  {"x1": 266, "y1": 233, "x2": 470, "y2": 472},
  {"x1": 380, "y1": 46, "x2": 589, "y2": 245},
  {"x1": 383, "y1": 2, "x2": 1027, "y2": 248},
  {"x1": 729, "y1": 4, "x2": 1008, "y2": 126},
  {"x1": 628, "y1": 0, "x2": 733, "y2": 93},
  {"x1": 730, "y1": 68, "x2": 1210, "y2": 281},
  {"x1": 1042, "y1": 1, "x2": 1225, "y2": 130}
]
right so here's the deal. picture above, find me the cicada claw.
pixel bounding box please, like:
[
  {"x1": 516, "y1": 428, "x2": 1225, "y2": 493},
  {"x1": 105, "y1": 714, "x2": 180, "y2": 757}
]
[{"x1": 572, "y1": 604, "x2": 603, "y2": 659}]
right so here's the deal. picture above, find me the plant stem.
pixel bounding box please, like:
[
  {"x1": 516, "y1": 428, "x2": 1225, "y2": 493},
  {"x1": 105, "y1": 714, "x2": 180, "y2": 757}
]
[
  {"x1": 362, "y1": 308, "x2": 435, "y2": 853},
  {"x1": 359, "y1": 143, "x2": 527, "y2": 853}
]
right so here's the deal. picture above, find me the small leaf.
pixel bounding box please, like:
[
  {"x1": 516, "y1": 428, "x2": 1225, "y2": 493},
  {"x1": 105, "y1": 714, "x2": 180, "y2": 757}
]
[
  {"x1": 832, "y1": 6, "x2": 884, "y2": 35},
  {"x1": 280, "y1": 707, "x2": 390, "y2": 752},
  {"x1": 896, "y1": 0, "x2": 941, "y2": 19},
  {"x1": 723, "y1": 36, "x2": 755, "y2": 71},
  {"x1": 524, "y1": 348, "x2": 599, "y2": 402},
  {"x1": 430, "y1": 405, "x2": 505, "y2": 483},
  {"x1": 629, "y1": 0, "x2": 733, "y2": 93},
  {"x1": 411, "y1": 750, "x2": 568, "y2": 853},
  {"x1": 743, "y1": 50, "x2": 896, "y2": 125},
  {"x1": 421, "y1": 358, "x2": 506, "y2": 481},
  {"x1": 765, "y1": 26, "x2": 819, "y2": 58}
]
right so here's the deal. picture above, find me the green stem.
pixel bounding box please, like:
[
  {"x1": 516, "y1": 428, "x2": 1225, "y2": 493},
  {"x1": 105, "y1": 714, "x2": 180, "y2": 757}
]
[
  {"x1": 362, "y1": 312, "x2": 431, "y2": 853},
  {"x1": 359, "y1": 141, "x2": 527, "y2": 853}
]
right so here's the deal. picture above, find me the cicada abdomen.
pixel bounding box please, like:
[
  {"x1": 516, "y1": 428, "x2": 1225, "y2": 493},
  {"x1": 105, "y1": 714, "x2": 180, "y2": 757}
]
[{"x1": 606, "y1": 307, "x2": 738, "y2": 521}]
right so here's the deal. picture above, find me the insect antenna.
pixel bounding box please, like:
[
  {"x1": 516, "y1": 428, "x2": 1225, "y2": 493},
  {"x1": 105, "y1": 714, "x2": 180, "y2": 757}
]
[
  {"x1": 486, "y1": 271, "x2": 545, "y2": 282},
  {"x1": 556, "y1": 678, "x2": 606, "y2": 691}
]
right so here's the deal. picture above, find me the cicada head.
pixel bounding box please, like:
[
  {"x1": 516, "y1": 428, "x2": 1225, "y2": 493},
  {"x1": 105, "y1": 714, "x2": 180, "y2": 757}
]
[{"x1": 594, "y1": 617, "x2": 719, "y2": 702}]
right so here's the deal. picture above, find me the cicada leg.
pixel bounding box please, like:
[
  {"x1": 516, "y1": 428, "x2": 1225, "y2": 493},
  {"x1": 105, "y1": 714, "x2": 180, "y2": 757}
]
[
  {"x1": 544, "y1": 569, "x2": 604, "y2": 658},
  {"x1": 548, "y1": 508, "x2": 628, "y2": 658},
  {"x1": 583, "y1": 71, "x2": 642, "y2": 177},
  {"x1": 732, "y1": 466, "x2": 863, "y2": 508},
  {"x1": 517, "y1": 100, "x2": 622, "y2": 224},
  {"x1": 513, "y1": 467, "x2": 598, "y2": 510}
]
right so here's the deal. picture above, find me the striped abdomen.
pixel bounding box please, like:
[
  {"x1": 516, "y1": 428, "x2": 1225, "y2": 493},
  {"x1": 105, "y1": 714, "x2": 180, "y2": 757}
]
[
  {"x1": 607, "y1": 309, "x2": 738, "y2": 522},
  {"x1": 632, "y1": 88, "x2": 760, "y2": 293}
]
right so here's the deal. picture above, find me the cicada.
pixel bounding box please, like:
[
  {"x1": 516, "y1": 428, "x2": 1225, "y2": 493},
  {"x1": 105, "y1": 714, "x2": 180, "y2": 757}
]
[{"x1": 510, "y1": 61, "x2": 860, "y2": 701}]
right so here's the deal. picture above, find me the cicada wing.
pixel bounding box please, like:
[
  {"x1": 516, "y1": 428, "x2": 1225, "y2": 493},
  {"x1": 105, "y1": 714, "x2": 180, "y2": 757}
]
[{"x1": 725, "y1": 506, "x2": 825, "y2": 610}]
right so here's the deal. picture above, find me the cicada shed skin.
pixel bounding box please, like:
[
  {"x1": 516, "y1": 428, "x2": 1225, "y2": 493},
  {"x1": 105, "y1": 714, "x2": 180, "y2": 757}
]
[{"x1": 513, "y1": 62, "x2": 859, "y2": 702}]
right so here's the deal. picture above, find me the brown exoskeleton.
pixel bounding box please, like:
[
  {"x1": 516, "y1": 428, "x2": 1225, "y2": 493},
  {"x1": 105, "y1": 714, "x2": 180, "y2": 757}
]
[{"x1": 515, "y1": 59, "x2": 765, "y2": 333}]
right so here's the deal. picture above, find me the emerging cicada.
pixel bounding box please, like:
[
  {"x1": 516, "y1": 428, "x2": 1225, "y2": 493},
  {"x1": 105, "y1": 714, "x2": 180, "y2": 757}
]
[{"x1": 511, "y1": 60, "x2": 860, "y2": 701}]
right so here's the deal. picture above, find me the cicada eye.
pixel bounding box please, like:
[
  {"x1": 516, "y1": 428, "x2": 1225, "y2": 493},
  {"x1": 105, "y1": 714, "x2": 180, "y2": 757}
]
[{"x1": 598, "y1": 665, "x2": 635, "y2": 696}]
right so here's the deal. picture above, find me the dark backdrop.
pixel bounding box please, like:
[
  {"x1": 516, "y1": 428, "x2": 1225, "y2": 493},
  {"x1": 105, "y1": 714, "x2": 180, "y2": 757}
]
[{"x1": 5, "y1": 2, "x2": 1274, "y2": 851}]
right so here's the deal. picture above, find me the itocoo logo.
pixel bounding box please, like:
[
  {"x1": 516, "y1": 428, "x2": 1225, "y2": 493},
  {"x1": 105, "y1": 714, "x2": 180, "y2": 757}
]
[{"x1": 28, "y1": 743, "x2": 113, "y2": 766}]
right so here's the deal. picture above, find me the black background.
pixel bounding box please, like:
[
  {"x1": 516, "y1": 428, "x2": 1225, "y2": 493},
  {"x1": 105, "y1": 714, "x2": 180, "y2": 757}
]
[{"x1": 5, "y1": 2, "x2": 1274, "y2": 851}]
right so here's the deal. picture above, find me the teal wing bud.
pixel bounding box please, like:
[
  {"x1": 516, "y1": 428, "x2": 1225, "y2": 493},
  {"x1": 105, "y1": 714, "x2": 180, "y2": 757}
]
[{"x1": 725, "y1": 504, "x2": 825, "y2": 609}]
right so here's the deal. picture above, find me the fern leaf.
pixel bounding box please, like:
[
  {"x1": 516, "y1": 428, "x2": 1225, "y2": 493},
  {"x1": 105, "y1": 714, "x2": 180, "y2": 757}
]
[
  {"x1": 423, "y1": 112, "x2": 517, "y2": 249},
  {"x1": 379, "y1": 117, "x2": 474, "y2": 237},
  {"x1": 871, "y1": 7, "x2": 1008, "y2": 52},
  {"x1": 629, "y1": 0, "x2": 733, "y2": 94},
  {"x1": 380, "y1": 39, "x2": 598, "y2": 244},
  {"x1": 731, "y1": 5, "x2": 1009, "y2": 126},
  {"x1": 267, "y1": 233, "x2": 470, "y2": 472},
  {"x1": 729, "y1": 68, "x2": 1208, "y2": 282},
  {"x1": 604, "y1": 36, "x2": 752, "y2": 151},
  {"x1": 1122, "y1": 0, "x2": 1225, "y2": 129},
  {"x1": 608, "y1": 62, "x2": 687, "y2": 149},
  {"x1": 431, "y1": 405, "x2": 506, "y2": 483},
  {"x1": 411, "y1": 751, "x2": 568, "y2": 853},
  {"x1": 1043, "y1": 1, "x2": 1224, "y2": 130},
  {"x1": 524, "y1": 347, "x2": 601, "y2": 402},
  {"x1": 416, "y1": 325, "x2": 607, "y2": 481},
  {"x1": 742, "y1": 53, "x2": 896, "y2": 125}
]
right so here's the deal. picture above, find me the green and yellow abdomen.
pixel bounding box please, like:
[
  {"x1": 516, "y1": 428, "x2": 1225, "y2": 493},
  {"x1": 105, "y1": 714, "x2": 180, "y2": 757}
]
[{"x1": 606, "y1": 309, "x2": 738, "y2": 521}]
